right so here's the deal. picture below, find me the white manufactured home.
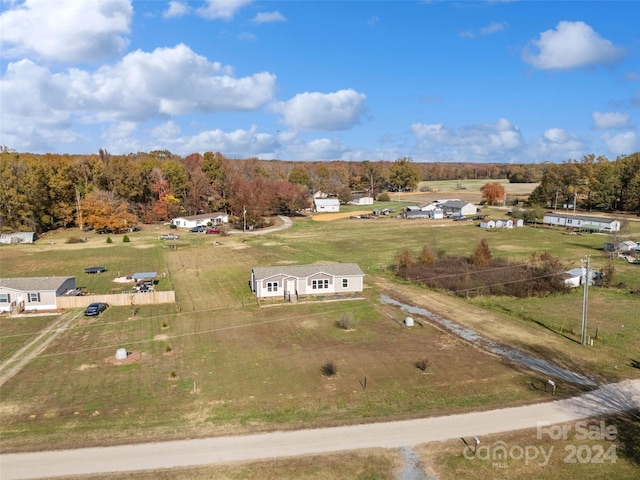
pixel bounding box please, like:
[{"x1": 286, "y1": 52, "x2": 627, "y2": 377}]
[
  {"x1": 250, "y1": 263, "x2": 364, "y2": 301},
  {"x1": 542, "y1": 213, "x2": 620, "y2": 232},
  {"x1": 172, "y1": 212, "x2": 229, "y2": 229},
  {"x1": 0, "y1": 276, "x2": 77, "y2": 313}
]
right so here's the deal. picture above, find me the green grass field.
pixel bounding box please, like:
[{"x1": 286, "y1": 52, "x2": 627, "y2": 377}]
[{"x1": 1, "y1": 212, "x2": 639, "y2": 473}]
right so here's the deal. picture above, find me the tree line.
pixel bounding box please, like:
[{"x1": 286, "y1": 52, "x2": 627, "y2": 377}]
[
  {"x1": 527, "y1": 153, "x2": 640, "y2": 213},
  {"x1": 0, "y1": 146, "x2": 637, "y2": 233}
]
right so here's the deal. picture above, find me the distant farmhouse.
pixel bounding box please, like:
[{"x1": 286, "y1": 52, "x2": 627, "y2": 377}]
[
  {"x1": 0, "y1": 276, "x2": 78, "y2": 314},
  {"x1": 314, "y1": 198, "x2": 340, "y2": 213},
  {"x1": 172, "y1": 213, "x2": 228, "y2": 229},
  {"x1": 402, "y1": 199, "x2": 478, "y2": 219},
  {"x1": 250, "y1": 263, "x2": 364, "y2": 301},
  {"x1": 542, "y1": 213, "x2": 620, "y2": 232}
]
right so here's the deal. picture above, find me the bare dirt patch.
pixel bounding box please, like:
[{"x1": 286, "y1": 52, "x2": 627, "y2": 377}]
[
  {"x1": 77, "y1": 364, "x2": 97, "y2": 371},
  {"x1": 312, "y1": 211, "x2": 372, "y2": 221},
  {"x1": 105, "y1": 351, "x2": 142, "y2": 366}
]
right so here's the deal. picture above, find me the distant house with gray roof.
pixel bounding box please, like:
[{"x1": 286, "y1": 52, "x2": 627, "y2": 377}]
[
  {"x1": 250, "y1": 263, "x2": 364, "y2": 301},
  {"x1": 0, "y1": 276, "x2": 77, "y2": 313}
]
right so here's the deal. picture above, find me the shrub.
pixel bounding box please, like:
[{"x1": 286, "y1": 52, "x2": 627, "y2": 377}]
[
  {"x1": 66, "y1": 236, "x2": 83, "y2": 244},
  {"x1": 123, "y1": 234, "x2": 130, "y2": 243},
  {"x1": 169, "y1": 224, "x2": 177, "y2": 229},
  {"x1": 321, "y1": 361, "x2": 337, "y2": 377},
  {"x1": 377, "y1": 192, "x2": 390, "y2": 202},
  {"x1": 414, "y1": 358, "x2": 430, "y2": 371},
  {"x1": 170, "y1": 371, "x2": 177, "y2": 378},
  {"x1": 106, "y1": 236, "x2": 113, "y2": 244},
  {"x1": 162, "y1": 321, "x2": 168, "y2": 328},
  {"x1": 336, "y1": 313, "x2": 354, "y2": 330},
  {"x1": 165, "y1": 345, "x2": 172, "y2": 353}
]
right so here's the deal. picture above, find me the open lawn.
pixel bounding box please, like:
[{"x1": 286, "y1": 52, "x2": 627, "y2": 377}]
[{"x1": 1, "y1": 214, "x2": 639, "y2": 468}]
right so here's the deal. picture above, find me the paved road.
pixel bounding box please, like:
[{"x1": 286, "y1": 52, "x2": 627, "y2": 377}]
[{"x1": 2, "y1": 379, "x2": 639, "y2": 479}]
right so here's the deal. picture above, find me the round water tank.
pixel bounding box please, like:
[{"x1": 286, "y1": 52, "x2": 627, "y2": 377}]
[
  {"x1": 115, "y1": 348, "x2": 128, "y2": 360},
  {"x1": 404, "y1": 316, "x2": 414, "y2": 327}
]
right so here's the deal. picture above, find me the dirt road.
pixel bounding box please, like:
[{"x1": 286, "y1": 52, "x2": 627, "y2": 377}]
[{"x1": 2, "y1": 379, "x2": 638, "y2": 479}]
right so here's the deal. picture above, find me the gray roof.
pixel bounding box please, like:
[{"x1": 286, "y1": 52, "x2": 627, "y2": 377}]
[
  {"x1": 133, "y1": 272, "x2": 157, "y2": 280},
  {"x1": 0, "y1": 276, "x2": 74, "y2": 292},
  {"x1": 252, "y1": 263, "x2": 363, "y2": 281},
  {"x1": 543, "y1": 213, "x2": 618, "y2": 224},
  {"x1": 314, "y1": 198, "x2": 340, "y2": 206}
]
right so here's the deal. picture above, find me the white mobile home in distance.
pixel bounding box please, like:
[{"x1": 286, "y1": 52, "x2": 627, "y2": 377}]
[
  {"x1": 171, "y1": 212, "x2": 229, "y2": 229},
  {"x1": 542, "y1": 213, "x2": 620, "y2": 232},
  {"x1": 250, "y1": 263, "x2": 364, "y2": 301}
]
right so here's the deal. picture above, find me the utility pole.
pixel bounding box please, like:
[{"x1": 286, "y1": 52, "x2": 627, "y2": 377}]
[
  {"x1": 243, "y1": 206, "x2": 246, "y2": 234},
  {"x1": 574, "y1": 192, "x2": 577, "y2": 214},
  {"x1": 581, "y1": 255, "x2": 590, "y2": 345},
  {"x1": 554, "y1": 191, "x2": 559, "y2": 210}
]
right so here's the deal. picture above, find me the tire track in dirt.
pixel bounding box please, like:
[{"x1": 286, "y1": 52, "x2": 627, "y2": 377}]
[{"x1": 0, "y1": 311, "x2": 82, "y2": 387}]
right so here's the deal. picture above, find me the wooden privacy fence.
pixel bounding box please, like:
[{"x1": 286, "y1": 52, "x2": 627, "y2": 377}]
[{"x1": 57, "y1": 291, "x2": 176, "y2": 309}]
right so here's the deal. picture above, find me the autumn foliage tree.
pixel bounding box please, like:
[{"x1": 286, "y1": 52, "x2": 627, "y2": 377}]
[
  {"x1": 81, "y1": 191, "x2": 137, "y2": 231},
  {"x1": 480, "y1": 182, "x2": 506, "y2": 205},
  {"x1": 471, "y1": 238, "x2": 492, "y2": 266}
]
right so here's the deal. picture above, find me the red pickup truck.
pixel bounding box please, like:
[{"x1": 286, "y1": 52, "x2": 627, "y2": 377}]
[{"x1": 205, "y1": 228, "x2": 221, "y2": 234}]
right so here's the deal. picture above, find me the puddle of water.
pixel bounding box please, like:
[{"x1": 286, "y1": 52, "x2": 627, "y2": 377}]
[{"x1": 380, "y1": 295, "x2": 596, "y2": 387}]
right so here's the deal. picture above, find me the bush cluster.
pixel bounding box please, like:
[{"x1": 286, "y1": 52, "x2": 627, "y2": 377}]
[{"x1": 396, "y1": 242, "x2": 568, "y2": 298}]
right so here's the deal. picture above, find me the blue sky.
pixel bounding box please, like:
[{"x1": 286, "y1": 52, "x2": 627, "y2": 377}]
[{"x1": 1, "y1": 0, "x2": 639, "y2": 163}]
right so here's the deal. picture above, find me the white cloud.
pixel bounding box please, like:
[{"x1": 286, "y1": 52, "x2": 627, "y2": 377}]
[
  {"x1": 252, "y1": 11, "x2": 286, "y2": 24},
  {"x1": 367, "y1": 16, "x2": 380, "y2": 27},
  {"x1": 176, "y1": 125, "x2": 279, "y2": 158},
  {"x1": 0, "y1": 0, "x2": 132, "y2": 63},
  {"x1": 163, "y1": 1, "x2": 190, "y2": 19},
  {"x1": 592, "y1": 111, "x2": 630, "y2": 130},
  {"x1": 409, "y1": 118, "x2": 523, "y2": 162},
  {"x1": 237, "y1": 32, "x2": 257, "y2": 42},
  {"x1": 480, "y1": 22, "x2": 507, "y2": 36},
  {"x1": 0, "y1": 45, "x2": 277, "y2": 153},
  {"x1": 197, "y1": 0, "x2": 252, "y2": 20},
  {"x1": 282, "y1": 137, "x2": 348, "y2": 161},
  {"x1": 460, "y1": 21, "x2": 506, "y2": 39},
  {"x1": 537, "y1": 128, "x2": 586, "y2": 159},
  {"x1": 272, "y1": 89, "x2": 367, "y2": 131},
  {"x1": 601, "y1": 132, "x2": 637, "y2": 155},
  {"x1": 522, "y1": 21, "x2": 624, "y2": 70},
  {"x1": 103, "y1": 121, "x2": 137, "y2": 139},
  {"x1": 151, "y1": 120, "x2": 181, "y2": 139}
]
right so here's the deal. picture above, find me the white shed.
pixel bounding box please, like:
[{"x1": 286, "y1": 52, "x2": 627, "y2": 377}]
[
  {"x1": 314, "y1": 198, "x2": 340, "y2": 212},
  {"x1": 480, "y1": 220, "x2": 495, "y2": 229}
]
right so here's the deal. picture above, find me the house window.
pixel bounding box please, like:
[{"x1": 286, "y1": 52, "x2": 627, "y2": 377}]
[
  {"x1": 28, "y1": 292, "x2": 40, "y2": 302},
  {"x1": 342, "y1": 278, "x2": 348, "y2": 288},
  {"x1": 312, "y1": 279, "x2": 329, "y2": 290},
  {"x1": 567, "y1": 219, "x2": 572, "y2": 224},
  {"x1": 0, "y1": 293, "x2": 10, "y2": 303},
  {"x1": 267, "y1": 282, "x2": 278, "y2": 292}
]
